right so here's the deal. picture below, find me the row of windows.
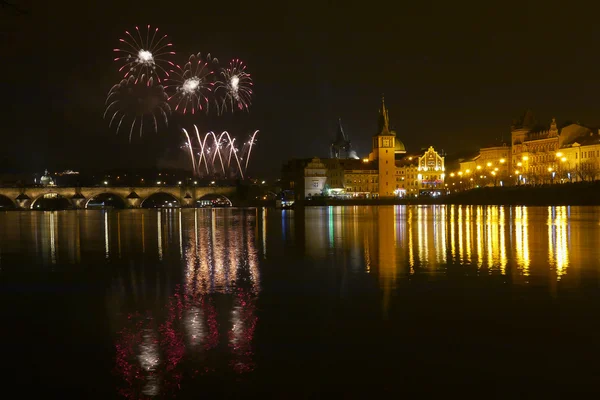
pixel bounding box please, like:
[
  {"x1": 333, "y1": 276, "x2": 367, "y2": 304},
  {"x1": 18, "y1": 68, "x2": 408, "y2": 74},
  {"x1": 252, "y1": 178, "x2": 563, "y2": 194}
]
[
  {"x1": 582, "y1": 150, "x2": 600, "y2": 159},
  {"x1": 346, "y1": 179, "x2": 377, "y2": 184}
]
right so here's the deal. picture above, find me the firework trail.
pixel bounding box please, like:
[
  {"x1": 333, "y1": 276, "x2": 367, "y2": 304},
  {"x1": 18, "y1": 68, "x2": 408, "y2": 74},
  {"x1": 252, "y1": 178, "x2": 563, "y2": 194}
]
[
  {"x1": 104, "y1": 74, "x2": 171, "y2": 142},
  {"x1": 181, "y1": 126, "x2": 259, "y2": 178},
  {"x1": 113, "y1": 25, "x2": 176, "y2": 83},
  {"x1": 215, "y1": 59, "x2": 253, "y2": 114},
  {"x1": 165, "y1": 52, "x2": 219, "y2": 115}
]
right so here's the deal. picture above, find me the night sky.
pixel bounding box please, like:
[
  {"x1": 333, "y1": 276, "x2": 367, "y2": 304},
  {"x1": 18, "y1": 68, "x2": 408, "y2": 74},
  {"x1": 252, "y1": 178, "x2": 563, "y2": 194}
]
[{"x1": 1, "y1": 1, "x2": 600, "y2": 178}]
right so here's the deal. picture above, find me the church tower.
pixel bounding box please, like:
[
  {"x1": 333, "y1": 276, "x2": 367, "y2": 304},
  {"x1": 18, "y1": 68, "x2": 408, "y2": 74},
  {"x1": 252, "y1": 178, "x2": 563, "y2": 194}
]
[{"x1": 371, "y1": 96, "x2": 396, "y2": 197}]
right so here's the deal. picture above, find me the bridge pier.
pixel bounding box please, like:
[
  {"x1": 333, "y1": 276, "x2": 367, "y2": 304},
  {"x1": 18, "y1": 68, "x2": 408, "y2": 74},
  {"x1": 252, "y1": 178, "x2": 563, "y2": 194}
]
[
  {"x1": 15, "y1": 194, "x2": 31, "y2": 210},
  {"x1": 16, "y1": 199, "x2": 31, "y2": 210},
  {"x1": 126, "y1": 198, "x2": 141, "y2": 208},
  {"x1": 182, "y1": 193, "x2": 193, "y2": 207},
  {"x1": 72, "y1": 194, "x2": 86, "y2": 209}
]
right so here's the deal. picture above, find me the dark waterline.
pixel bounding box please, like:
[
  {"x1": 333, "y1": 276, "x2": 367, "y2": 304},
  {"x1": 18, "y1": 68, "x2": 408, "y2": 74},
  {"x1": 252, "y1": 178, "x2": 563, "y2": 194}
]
[{"x1": 1, "y1": 206, "x2": 600, "y2": 398}]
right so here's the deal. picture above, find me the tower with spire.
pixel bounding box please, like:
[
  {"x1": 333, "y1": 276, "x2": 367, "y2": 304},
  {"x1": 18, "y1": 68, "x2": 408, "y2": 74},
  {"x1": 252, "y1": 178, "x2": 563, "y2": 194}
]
[
  {"x1": 369, "y1": 96, "x2": 397, "y2": 197},
  {"x1": 330, "y1": 118, "x2": 353, "y2": 159}
]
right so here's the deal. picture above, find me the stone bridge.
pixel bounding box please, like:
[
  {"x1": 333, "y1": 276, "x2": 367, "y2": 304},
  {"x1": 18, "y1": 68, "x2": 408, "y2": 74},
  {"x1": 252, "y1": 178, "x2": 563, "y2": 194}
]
[{"x1": 0, "y1": 185, "x2": 237, "y2": 209}]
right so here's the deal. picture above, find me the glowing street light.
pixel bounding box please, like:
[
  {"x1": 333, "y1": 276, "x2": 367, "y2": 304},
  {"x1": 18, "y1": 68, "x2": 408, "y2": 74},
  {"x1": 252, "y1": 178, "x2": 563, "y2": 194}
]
[
  {"x1": 561, "y1": 157, "x2": 567, "y2": 162},
  {"x1": 103, "y1": 181, "x2": 108, "y2": 185},
  {"x1": 517, "y1": 162, "x2": 522, "y2": 167},
  {"x1": 500, "y1": 158, "x2": 506, "y2": 164},
  {"x1": 522, "y1": 156, "x2": 529, "y2": 161},
  {"x1": 476, "y1": 165, "x2": 482, "y2": 170},
  {"x1": 486, "y1": 162, "x2": 492, "y2": 167},
  {"x1": 556, "y1": 152, "x2": 563, "y2": 158}
]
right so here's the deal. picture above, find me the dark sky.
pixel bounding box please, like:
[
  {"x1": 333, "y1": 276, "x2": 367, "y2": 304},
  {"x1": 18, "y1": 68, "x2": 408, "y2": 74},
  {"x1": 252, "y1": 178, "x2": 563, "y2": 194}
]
[{"x1": 1, "y1": 1, "x2": 600, "y2": 178}]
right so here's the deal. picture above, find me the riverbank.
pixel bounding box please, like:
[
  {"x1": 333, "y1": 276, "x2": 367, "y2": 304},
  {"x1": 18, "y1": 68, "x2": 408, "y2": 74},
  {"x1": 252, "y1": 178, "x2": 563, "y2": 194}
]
[{"x1": 298, "y1": 181, "x2": 600, "y2": 207}]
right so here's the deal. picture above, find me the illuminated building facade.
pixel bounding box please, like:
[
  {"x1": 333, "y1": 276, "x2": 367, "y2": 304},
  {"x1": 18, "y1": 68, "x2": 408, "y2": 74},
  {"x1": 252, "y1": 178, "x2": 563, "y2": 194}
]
[
  {"x1": 511, "y1": 112, "x2": 596, "y2": 184},
  {"x1": 558, "y1": 130, "x2": 600, "y2": 182},
  {"x1": 448, "y1": 111, "x2": 597, "y2": 188},
  {"x1": 303, "y1": 157, "x2": 328, "y2": 198},
  {"x1": 343, "y1": 164, "x2": 378, "y2": 197}
]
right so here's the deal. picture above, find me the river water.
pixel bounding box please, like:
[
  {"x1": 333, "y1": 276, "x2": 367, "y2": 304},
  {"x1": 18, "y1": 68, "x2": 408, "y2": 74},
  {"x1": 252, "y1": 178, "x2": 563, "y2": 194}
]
[{"x1": 1, "y1": 205, "x2": 600, "y2": 397}]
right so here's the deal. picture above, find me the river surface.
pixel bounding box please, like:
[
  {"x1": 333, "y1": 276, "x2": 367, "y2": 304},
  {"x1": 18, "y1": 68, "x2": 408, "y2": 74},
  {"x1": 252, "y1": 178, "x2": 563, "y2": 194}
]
[{"x1": 1, "y1": 205, "x2": 600, "y2": 398}]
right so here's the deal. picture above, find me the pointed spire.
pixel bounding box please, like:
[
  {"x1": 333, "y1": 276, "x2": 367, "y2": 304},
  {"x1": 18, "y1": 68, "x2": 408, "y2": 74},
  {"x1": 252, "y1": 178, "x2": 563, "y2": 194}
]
[
  {"x1": 337, "y1": 117, "x2": 346, "y2": 140},
  {"x1": 381, "y1": 95, "x2": 389, "y2": 130},
  {"x1": 377, "y1": 94, "x2": 390, "y2": 135}
]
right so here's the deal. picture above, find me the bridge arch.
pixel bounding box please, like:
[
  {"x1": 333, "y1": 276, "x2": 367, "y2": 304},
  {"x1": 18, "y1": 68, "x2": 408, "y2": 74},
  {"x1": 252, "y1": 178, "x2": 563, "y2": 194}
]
[
  {"x1": 30, "y1": 193, "x2": 72, "y2": 210},
  {"x1": 140, "y1": 192, "x2": 181, "y2": 208},
  {"x1": 196, "y1": 193, "x2": 233, "y2": 207},
  {"x1": 84, "y1": 192, "x2": 127, "y2": 209},
  {"x1": 0, "y1": 194, "x2": 16, "y2": 209}
]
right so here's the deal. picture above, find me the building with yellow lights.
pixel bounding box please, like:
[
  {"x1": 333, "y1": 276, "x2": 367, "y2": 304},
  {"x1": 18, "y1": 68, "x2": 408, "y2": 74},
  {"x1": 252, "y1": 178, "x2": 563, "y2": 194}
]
[
  {"x1": 511, "y1": 111, "x2": 597, "y2": 184},
  {"x1": 450, "y1": 110, "x2": 598, "y2": 187},
  {"x1": 557, "y1": 129, "x2": 600, "y2": 182}
]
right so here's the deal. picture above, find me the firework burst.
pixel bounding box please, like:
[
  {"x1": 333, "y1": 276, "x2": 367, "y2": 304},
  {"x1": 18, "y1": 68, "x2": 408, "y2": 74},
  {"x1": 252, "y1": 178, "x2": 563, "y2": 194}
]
[
  {"x1": 215, "y1": 59, "x2": 253, "y2": 114},
  {"x1": 104, "y1": 74, "x2": 171, "y2": 142},
  {"x1": 113, "y1": 25, "x2": 176, "y2": 83},
  {"x1": 165, "y1": 52, "x2": 219, "y2": 115}
]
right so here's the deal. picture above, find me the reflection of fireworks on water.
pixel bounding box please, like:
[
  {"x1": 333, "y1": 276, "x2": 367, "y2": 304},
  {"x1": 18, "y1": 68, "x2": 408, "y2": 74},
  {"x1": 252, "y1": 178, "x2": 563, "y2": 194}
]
[
  {"x1": 229, "y1": 288, "x2": 258, "y2": 373},
  {"x1": 104, "y1": 74, "x2": 171, "y2": 142},
  {"x1": 113, "y1": 25, "x2": 175, "y2": 83},
  {"x1": 215, "y1": 59, "x2": 253, "y2": 114},
  {"x1": 181, "y1": 126, "x2": 259, "y2": 179},
  {"x1": 166, "y1": 52, "x2": 219, "y2": 115}
]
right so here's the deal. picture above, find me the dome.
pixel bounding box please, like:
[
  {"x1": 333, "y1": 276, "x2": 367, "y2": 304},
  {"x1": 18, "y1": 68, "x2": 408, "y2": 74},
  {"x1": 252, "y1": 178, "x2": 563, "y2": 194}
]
[
  {"x1": 40, "y1": 175, "x2": 55, "y2": 186},
  {"x1": 394, "y1": 137, "x2": 406, "y2": 153}
]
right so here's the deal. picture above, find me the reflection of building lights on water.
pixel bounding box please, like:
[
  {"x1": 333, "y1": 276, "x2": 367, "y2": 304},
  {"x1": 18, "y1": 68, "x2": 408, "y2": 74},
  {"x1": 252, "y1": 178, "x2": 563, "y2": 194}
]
[
  {"x1": 548, "y1": 206, "x2": 569, "y2": 280},
  {"x1": 515, "y1": 207, "x2": 530, "y2": 276},
  {"x1": 262, "y1": 208, "x2": 267, "y2": 259},
  {"x1": 49, "y1": 212, "x2": 57, "y2": 265},
  {"x1": 499, "y1": 207, "x2": 507, "y2": 274},
  {"x1": 449, "y1": 206, "x2": 456, "y2": 263},
  {"x1": 178, "y1": 209, "x2": 183, "y2": 258},
  {"x1": 104, "y1": 211, "x2": 109, "y2": 259},
  {"x1": 476, "y1": 207, "x2": 483, "y2": 268},
  {"x1": 465, "y1": 206, "x2": 472, "y2": 263},
  {"x1": 157, "y1": 210, "x2": 163, "y2": 260}
]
